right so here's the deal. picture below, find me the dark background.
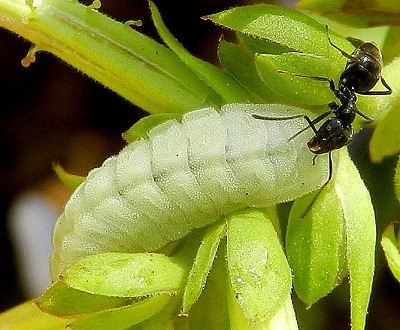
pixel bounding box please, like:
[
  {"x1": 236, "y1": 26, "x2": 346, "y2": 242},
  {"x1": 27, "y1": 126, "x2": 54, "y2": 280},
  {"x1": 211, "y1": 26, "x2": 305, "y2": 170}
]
[{"x1": 0, "y1": 1, "x2": 399, "y2": 329}]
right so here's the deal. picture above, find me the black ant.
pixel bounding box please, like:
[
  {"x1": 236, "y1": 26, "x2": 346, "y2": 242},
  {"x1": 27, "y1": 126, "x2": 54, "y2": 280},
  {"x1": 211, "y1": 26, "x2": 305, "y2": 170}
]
[{"x1": 253, "y1": 30, "x2": 392, "y2": 216}]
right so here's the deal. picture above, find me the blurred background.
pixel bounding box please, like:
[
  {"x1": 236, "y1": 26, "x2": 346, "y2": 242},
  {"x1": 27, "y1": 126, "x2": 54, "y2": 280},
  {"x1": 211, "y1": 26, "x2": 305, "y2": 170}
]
[{"x1": 0, "y1": 0, "x2": 399, "y2": 329}]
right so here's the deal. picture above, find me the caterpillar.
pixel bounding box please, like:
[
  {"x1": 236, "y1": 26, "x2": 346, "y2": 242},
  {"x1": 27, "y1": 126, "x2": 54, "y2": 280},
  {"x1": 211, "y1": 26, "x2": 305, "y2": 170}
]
[{"x1": 51, "y1": 103, "x2": 329, "y2": 278}]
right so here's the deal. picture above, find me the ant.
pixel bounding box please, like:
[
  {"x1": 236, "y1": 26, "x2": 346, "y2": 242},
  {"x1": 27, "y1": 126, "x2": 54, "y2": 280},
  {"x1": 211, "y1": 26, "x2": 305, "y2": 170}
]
[{"x1": 253, "y1": 29, "x2": 392, "y2": 216}]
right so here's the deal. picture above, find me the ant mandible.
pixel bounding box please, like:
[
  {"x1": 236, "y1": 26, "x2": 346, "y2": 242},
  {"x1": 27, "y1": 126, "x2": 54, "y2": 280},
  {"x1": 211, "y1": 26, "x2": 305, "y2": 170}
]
[{"x1": 253, "y1": 28, "x2": 392, "y2": 216}]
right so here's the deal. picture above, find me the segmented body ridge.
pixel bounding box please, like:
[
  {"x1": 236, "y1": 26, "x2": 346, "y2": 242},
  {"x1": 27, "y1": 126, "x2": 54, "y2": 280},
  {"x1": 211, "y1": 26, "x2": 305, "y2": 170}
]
[{"x1": 52, "y1": 104, "x2": 328, "y2": 277}]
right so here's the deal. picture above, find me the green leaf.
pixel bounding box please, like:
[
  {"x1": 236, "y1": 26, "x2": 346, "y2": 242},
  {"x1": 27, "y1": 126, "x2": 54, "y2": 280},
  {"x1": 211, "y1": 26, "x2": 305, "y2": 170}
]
[
  {"x1": 53, "y1": 163, "x2": 85, "y2": 190},
  {"x1": 255, "y1": 52, "x2": 339, "y2": 106},
  {"x1": 37, "y1": 281, "x2": 131, "y2": 316},
  {"x1": 226, "y1": 209, "x2": 292, "y2": 324},
  {"x1": 286, "y1": 181, "x2": 346, "y2": 306},
  {"x1": 335, "y1": 150, "x2": 376, "y2": 330},
  {"x1": 123, "y1": 113, "x2": 182, "y2": 144},
  {"x1": 205, "y1": 4, "x2": 352, "y2": 59},
  {"x1": 369, "y1": 56, "x2": 400, "y2": 162},
  {"x1": 381, "y1": 222, "x2": 400, "y2": 282},
  {"x1": 63, "y1": 252, "x2": 186, "y2": 297},
  {"x1": 182, "y1": 221, "x2": 226, "y2": 314},
  {"x1": 149, "y1": 1, "x2": 252, "y2": 105},
  {"x1": 68, "y1": 295, "x2": 171, "y2": 330}
]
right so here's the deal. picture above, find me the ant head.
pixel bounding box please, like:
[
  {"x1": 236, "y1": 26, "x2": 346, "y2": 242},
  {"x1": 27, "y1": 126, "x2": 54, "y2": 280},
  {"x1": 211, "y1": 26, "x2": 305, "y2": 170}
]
[{"x1": 307, "y1": 118, "x2": 354, "y2": 154}]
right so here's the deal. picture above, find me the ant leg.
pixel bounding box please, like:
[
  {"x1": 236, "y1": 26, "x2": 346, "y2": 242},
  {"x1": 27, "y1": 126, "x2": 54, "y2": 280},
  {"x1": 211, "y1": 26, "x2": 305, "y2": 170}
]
[
  {"x1": 289, "y1": 112, "x2": 331, "y2": 141},
  {"x1": 300, "y1": 152, "x2": 333, "y2": 218},
  {"x1": 251, "y1": 114, "x2": 304, "y2": 121},
  {"x1": 327, "y1": 36, "x2": 354, "y2": 61},
  {"x1": 252, "y1": 112, "x2": 330, "y2": 141},
  {"x1": 312, "y1": 154, "x2": 318, "y2": 165},
  {"x1": 309, "y1": 111, "x2": 332, "y2": 126},
  {"x1": 324, "y1": 25, "x2": 356, "y2": 61},
  {"x1": 345, "y1": 36, "x2": 365, "y2": 49},
  {"x1": 353, "y1": 109, "x2": 373, "y2": 122},
  {"x1": 327, "y1": 151, "x2": 333, "y2": 182},
  {"x1": 328, "y1": 101, "x2": 339, "y2": 111},
  {"x1": 328, "y1": 101, "x2": 343, "y2": 118},
  {"x1": 277, "y1": 70, "x2": 337, "y2": 95},
  {"x1": 381, "y1": 77, "x2": 393, "y2": 94},
  {"x1": 357, "y1": 76, "x2": 392, "y2": 95},
  {"x1": 329, "y1": 99, "x2": 373, "y2": 123},
  {"x1": 252, "y1": 112, "x2": 327, "y2": 140}
]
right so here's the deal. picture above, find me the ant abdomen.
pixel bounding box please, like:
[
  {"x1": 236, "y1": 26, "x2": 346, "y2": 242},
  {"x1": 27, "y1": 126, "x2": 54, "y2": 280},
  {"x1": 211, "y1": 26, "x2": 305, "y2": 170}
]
[{"x1": 341, "y1": 42, "x2": 383, "y2": 93}]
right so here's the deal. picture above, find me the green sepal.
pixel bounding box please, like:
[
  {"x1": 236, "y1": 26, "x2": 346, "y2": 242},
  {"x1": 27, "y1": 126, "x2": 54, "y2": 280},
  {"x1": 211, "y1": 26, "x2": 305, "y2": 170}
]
[
  {"x1": 381, "y1": 222, "x2": 400, "y2": 283},
  {"x1": 226, "y1": 209, "x2": 292, "y2": 325},
  {"x1": 395, "y1": 156, "x2": 400, "y2": 202},
  {"x1": 369, "y1": 57, "x2": 400, "y2": 162},
  {"x1": 37, "y1": 281, "x2": 133, "y2": 317},
  {"x1": 296, "y1": 0, "x2": 400, "y2": 26},
  {"x1": 287, "y1": 149, "x2": 375, "y2": 330},
  {"x1": 226, "y1": 290, "x2": 297, "y2": 330},
  {"x1": 62, "y1": 252, "x2": 186, "y2": 298},
  {"x1": 182, "y1": 221, "x2": 226, "y2": 314},
  {"x1": 123, "y1": 113, "x2": 182, "y2": 144},
  {"x1": 180, "y1": 244, "x2": 231, "y2": 329},
  {"x1": 286, "y1": 180, "x2": 346, "y2": 306},
  {"x1": 236, "y1": 32, "x2": 291, "y2": 55},
  {"x1": 205, "y1": 4, "x2": 352, "y2": 59},
  {"x1": 332, "y1": 150, "x2": 375, "y2": 330},
  {"x1": 0, "y1": 301, "x2": 72, "y2": 330},
  {"x1": 53, "y1": 163, "x2": 85, "y2": 190},
  {"x1": 67, "y1": 295, "x2": 171, "y2": 330}
]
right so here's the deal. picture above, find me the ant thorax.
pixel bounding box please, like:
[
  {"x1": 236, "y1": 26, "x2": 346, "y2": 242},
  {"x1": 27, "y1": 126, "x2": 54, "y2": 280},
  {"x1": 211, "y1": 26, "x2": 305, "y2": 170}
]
[
  {"x1": 329, "y1": 101, "x2": 356, "y2": 127},
  {"x1": 335, "y1": 83, "x2": 357, "y2": 105}
]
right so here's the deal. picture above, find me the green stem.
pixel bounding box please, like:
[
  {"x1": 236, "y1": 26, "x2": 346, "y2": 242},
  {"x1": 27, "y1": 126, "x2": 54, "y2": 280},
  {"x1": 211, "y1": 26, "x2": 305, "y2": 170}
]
[{"x1": 0, "y1": 0, "x2": 216, "y2": 114}]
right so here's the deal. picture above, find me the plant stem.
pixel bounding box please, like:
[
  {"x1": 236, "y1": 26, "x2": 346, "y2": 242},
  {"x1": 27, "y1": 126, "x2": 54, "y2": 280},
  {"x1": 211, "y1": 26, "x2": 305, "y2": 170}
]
[{"x1": 0, "y1": 0, "x2": 217, "y2": 114}]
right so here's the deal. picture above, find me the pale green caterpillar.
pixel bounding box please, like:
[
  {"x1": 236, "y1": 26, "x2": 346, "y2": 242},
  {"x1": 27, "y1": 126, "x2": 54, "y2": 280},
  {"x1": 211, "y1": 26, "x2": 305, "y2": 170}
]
[{"x1": 51, "y1": 104, "x2": 329, "y2": 278}]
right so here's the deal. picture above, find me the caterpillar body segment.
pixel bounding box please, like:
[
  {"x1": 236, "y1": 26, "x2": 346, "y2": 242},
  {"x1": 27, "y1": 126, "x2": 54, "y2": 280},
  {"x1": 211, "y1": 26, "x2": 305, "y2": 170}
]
[{"x1": 51, "y1": 104, "x2": 329, "y2": 278}]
